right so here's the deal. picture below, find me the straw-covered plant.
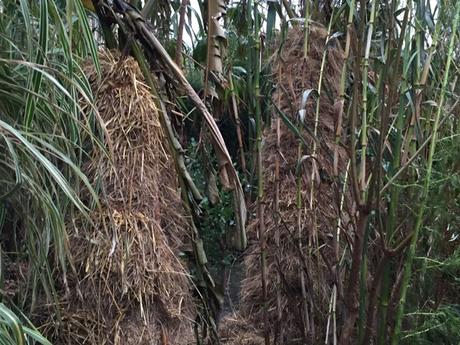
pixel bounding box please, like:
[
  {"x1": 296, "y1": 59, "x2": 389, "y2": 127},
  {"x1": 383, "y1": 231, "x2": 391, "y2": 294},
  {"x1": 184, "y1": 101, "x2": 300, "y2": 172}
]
[
  {"x1": 218, "y1": 0, "x2": 460, "y2": 344},
  {"x1": 2, "y1": 0, "x2": 460, "y2": 345}
]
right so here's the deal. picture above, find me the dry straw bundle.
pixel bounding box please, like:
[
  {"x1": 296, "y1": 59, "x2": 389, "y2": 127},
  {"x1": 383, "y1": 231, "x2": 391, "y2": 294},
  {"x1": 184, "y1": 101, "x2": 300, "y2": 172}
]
[
  {"x1": 223, "y1": 25, "x2": 352, "y2": 343},
  {"x1": 42, "y1": 51, "x2": 195, "y2": 345},
  {"x1": 219, "y1": 314, "x2": 265, "y2": 345}
]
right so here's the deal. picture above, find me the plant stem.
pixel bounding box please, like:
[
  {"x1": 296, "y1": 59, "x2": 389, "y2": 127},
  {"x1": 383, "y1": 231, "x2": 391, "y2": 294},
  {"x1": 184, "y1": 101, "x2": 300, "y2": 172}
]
[
  {"x1": 254, "y1": 3, "x2": 269, "y2": 344},
  {"x1": 229, "y1": 71, "x2": 247, "y2": 174},
  {"x1": 175, "y1": 0, "x2": 189, "y2": 68},
  {"x1": 391, "y1": 3, "x2": 460, "y2": 343},
  {"x1": 334, "y1": 0, "x2": 354, "y2": 176},
  {"x1": 282, "y1": 0, "x2": 297, "y2": 20},
  {"x1": 298, "y1": 1, "x2": 312, "y2": 338},
  {"x1": 359, "y1": 0, "x2": 376, "y2": 196},
  {"x1": 303, "y1": 0, "x2": 310, "y2": 59},
  {"x1": 309, "y1": 10, "x2": 334, "y2": 246},
  {"x1": 376, "y1": 8, "x2": 411, "y2": 342},
  {"x1": 274, "y1": 66, "x2": 283, "y2": 345},
  {"x1": 131, "y1": 41, "x2": 220, "y2": 343}
]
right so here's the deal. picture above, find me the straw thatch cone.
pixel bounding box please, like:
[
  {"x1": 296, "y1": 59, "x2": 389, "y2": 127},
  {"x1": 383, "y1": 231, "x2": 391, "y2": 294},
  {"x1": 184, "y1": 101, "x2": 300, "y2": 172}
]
[
  {"x1": 42, "y1": 51, "x2": 195, "y2": 345},
  {"x1": 221, "y1": 25, "x2": 352, "y2": 344}
]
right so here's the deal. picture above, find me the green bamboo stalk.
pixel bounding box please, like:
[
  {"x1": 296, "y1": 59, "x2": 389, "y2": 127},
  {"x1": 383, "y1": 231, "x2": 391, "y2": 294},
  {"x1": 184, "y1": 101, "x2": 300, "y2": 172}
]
[
  {"x1": 266, "y1": 0, "x2": 277, "y2": 43},
  {"x1": 357, "y1": 221, "x2": 371, "y2": 343},
  {"x1": 309, "y1": 10, "x2": 334, "y2": 218},
  {"x1": 329, "y1": 6, "x2": 355, "y2": 335},
  {"x1": 376, "y1": 9, "x2": 412, "y2": 342},
  {"x1": 254, "y1": 2, "x2": 269, "y2": 344},
  {"x1": 334, "y1": 0, "x2": 354, "y2": 176},
  {"x1": 401, "y1": 0, "x2": 424, "y2": 164},
  {"x1": 363, "y1": 3, "x2": 414, "y2": 342},
  {"x1": 303, "y1": 0, "x2": 310, "y2": 59},
  {"x1": 340, "y1": 3, "x2": 371, "y2": 339},
  {"x1": 358, "y1": 1, "x2": 408, "y2": 339},
  {"x1": 326, "y1": 159, "x2": 350, "y2": 345},
  {"x1": 329, "y1": 4, "x2": 354, "y2": 342},
  {"x1": 359, "y1": 0, "x2": 376, "y2": 196},
  {"x1": 391, "y1": 3, "x2": 460, "y2": 343},
  {"x1": 229, "y1": 71, "x2": 247, "y2": 174},
  {"x1": 246, "y1": 0, "x2": 255, "y2": 171},
  {"x1": 274, "y1": 66, "x2": 283, "y2": 344},
  {"x1": 303, "y1": 9, "x2": 335, "y2": 340},
  {"x1": 295, "y1": 88, "x2": 317, "y2": 341}
]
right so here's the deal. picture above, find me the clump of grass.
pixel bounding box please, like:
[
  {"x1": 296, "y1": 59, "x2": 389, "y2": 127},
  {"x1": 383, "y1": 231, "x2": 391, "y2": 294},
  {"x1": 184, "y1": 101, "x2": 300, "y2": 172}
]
[{"x1": 0, "y1": 0, "x2": 102, "y2": 318}]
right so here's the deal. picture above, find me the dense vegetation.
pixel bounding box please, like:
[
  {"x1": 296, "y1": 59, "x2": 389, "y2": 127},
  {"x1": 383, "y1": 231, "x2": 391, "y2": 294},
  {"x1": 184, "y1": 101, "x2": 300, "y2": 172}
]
[{"x1": 0, "y1": 0, "x2": 459, "y2": 344}]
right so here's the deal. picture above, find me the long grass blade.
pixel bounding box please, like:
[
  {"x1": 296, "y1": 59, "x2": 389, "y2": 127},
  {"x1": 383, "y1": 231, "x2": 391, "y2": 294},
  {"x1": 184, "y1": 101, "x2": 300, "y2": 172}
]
[{"x1": 24, "y1": 0, "x2": 48, "y2": 128}]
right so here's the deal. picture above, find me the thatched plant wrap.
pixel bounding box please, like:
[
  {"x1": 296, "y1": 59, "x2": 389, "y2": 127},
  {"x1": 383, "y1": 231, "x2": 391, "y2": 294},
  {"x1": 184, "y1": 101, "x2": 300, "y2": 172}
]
[
  {"x1": 43, "y1": 51, "x2": 195, "y2": 345},
  {"x1": 230, "y1": 26, "x2": 353, "y2": 343}
]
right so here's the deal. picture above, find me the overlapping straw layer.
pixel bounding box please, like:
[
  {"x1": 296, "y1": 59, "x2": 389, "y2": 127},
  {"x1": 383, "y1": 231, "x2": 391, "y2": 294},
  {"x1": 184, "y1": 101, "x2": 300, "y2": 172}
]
[
  {"x1": 40, "y1": 51, "x2": 195, "y2": 345},
  {"x1": 223, "y1": 25, "x2": 352, "y2": 343}
]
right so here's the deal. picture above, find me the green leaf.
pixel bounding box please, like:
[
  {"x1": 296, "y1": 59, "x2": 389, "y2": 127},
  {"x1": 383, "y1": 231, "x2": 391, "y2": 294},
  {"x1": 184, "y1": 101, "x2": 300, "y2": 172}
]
[
  {"x1": 0, "y1": 304, "x2": 25, "y2": 345},
  {"x1": 24, "y1": 0, "x2": 49, "y2": 128},
  {"x1": 74, "y1": 0, "x2": 101, "y2": 75},
  {"x1": 0, "y1": 119, "x2": 89, "y2": 216},
  {"x1": 272, "y1": 100, "x2": 318, "y2": 147}
]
